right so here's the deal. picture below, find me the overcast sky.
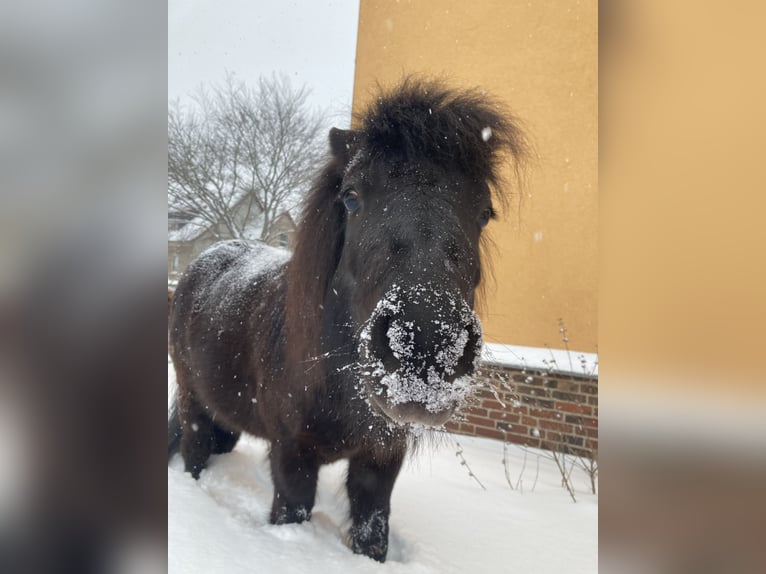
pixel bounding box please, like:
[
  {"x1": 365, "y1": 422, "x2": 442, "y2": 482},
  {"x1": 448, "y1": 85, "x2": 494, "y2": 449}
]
[{"x1": 168, "y1": 0, "x2": 360, "y2": 129}]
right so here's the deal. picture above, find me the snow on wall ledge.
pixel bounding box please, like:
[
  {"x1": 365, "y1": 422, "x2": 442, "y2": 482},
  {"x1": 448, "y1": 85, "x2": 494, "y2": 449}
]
[{"x1": 480, "y1": 342, "x2": 598, "y2": 377}]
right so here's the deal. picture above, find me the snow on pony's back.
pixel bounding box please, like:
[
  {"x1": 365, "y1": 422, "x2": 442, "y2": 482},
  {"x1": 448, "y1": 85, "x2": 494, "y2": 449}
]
[
  {"x1": 197, "y1": 240, "x2": 289, "y2": 278},
  {"x1": 178, "y1": 240, "x2": 290, "y2": 322}
]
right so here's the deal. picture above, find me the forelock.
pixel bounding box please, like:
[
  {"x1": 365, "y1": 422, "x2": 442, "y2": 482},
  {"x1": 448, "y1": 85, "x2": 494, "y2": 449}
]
[{"x1": 355, "y1": 78, "x2": 529, "y2": 191}]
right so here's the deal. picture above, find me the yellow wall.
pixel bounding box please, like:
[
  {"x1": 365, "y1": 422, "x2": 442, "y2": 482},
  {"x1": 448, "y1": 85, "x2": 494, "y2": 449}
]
[{"x1": 352, "y1": 0, "x2": 597, "y2": 352}]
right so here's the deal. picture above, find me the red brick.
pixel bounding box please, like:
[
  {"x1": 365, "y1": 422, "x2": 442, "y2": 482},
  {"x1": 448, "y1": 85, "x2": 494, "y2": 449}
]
[
  {"x1": 506, "y1": 427, "x2": 530, "y2": 441},
  {"x1": 495, "y1": 421, "x2": 514, "y2": 431},
  {"x1": 582, "y1": 417, "x2": 598, "y2": 428},
  {"x1": 542, "y1": 378, "x2": 558, "y2": 389},
  {"x1": 504, "y1": 433, "x2": 542, "y2": 449},
  {"x1": 444, "y1": 420, "x2": 460, "y2": 431},
  {"x1": 538, "y1": 419, "x2": 574, "y2": 433},
  {"x1": 575, "y1": 427, "x2": 599, "y2": 438},
  {"x1": 513, "y1": 388, "x2": 535, "y2": 399},
  {"x1": 521, "y1": 415, "x2": 537, "y2": 427},
  {"x1": 510, "y1": 404, "x2": 528, "y2": 415},
  {"x1": 520, "y1": 395, "x2": 551, "y2": 408},
  {"x1": 543, "y1": 430, "x2": 563, "y2": 442},
  {"x1": 554, "y1": 401, "x2": 592, "y2": 415},
  {"x1": 552, "y1": 390, "x2": 588, "y2": 403},
  {"x1": 555, "y1": 380, "x2": 580, "y2": 393},
  {"x1": 465, "y1": 414, "x2": 494, "y2": 428},
  {"x1": 488, "y1": 411, "x2": 520, "y2": 423},
  {"x1": 464, "y1": 406, "x2": 488, "y2": 417},
  {"x1": 529, "y1": 407, "x2": 561, "y2": 420},
  {"x1": 588, "y1": 395, "x2": 598, "y2": 406},
  {"x1": 504, "y1": 395, "x2": 520, "y2": 406},
  {"x1": 480, "y1": 399, "x2": 507, "y2": 411},
  {"x1": 564, "y1": 435, "x2": 585, "y2": 447},
  {"x1": 580, "y1": 384, "x2": 598, "y2": 395},
  {"x1": 512, "y1": 373, "x2": 543, "y2": 385}
]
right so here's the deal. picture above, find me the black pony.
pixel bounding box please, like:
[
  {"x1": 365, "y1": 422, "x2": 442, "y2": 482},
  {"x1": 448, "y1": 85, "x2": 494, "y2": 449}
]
[{"x1": 168, "y1": 78, "x2": 527, "y2": 562}]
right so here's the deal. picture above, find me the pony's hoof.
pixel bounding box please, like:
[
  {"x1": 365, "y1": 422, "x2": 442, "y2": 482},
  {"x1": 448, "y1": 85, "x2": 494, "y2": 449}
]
[{"x1": 347, "y1": 513, "x2": 389, "y2": 562}]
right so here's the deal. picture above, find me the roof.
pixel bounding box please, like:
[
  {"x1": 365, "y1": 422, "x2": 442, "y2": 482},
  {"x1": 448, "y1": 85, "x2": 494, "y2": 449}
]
[
  {"x1": 168, "y1": 216, "x2": 210, "y2": 242},
  {"x1": 168, "y1": 209, "x2": 290, "y2": 243}
]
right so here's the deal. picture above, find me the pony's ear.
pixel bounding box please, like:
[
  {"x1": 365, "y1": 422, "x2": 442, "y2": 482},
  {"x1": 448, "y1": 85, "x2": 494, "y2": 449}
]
[{"x1": 328, "y1": 128, "x2": 358, "y2": 164}]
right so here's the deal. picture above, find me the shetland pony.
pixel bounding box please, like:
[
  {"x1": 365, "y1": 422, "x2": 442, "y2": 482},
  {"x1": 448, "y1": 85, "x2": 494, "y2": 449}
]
[{"x1": 168, "y1": 78, "x2": 527, "y2": 561}]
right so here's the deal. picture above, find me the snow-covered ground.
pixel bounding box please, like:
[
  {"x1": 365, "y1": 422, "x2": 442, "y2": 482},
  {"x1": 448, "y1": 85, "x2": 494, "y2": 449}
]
[{"x1": 168, "y1": 361, "x2": 597, "y2": 573}]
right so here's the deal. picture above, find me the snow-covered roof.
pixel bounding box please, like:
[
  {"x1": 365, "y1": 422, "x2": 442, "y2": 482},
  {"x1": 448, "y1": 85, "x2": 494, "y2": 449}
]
[
  {"x1": 168, "y1": 216, "x2": 210, "y2": 242},
  {"x1": 168, "y1": 205, "x2": 290, "y2": 244}
]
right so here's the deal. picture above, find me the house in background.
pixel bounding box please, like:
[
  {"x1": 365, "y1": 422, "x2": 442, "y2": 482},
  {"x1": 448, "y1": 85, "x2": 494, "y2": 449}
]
[
  {"x1": 167, "y1": 204, "x2": 297, "y2": 283},
  {"x1": 265, "y1": 211, "x2": 297, "y2": 250}
]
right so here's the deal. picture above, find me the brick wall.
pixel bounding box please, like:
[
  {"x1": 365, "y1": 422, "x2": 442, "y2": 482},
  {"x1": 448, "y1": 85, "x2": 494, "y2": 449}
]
[{"x1": 446, "y1": 365, "x2": 598, "y2": 458}]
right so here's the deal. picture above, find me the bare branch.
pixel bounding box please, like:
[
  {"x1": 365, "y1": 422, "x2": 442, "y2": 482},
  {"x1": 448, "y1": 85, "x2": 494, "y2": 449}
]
[
  {"x1": 454, "y1": 439, "x2": 487, "y2": 490},
  {"x1": 168, "y1": 74, "x2": 326, "y2": 241}
]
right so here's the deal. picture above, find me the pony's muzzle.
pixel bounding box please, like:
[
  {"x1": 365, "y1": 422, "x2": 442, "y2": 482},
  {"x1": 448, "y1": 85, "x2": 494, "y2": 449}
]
[{"x1": 361, "y1": 286, "x2": 483, "y2": 426}]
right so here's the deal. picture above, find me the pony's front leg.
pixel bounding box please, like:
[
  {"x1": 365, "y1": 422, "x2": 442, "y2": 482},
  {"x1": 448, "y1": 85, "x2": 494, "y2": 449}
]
[
  {"x1": 346, "y1": 449, "x2": 405, "y2": 562},
  {"x1": 269, "y1": 441, "x2": 319, "y2": 524}
]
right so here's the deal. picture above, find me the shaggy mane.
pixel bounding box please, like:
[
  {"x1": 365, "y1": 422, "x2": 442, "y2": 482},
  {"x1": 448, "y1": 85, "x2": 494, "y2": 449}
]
[{"x1": 356, "y1": 78, "x2": 529, "y2": 198}]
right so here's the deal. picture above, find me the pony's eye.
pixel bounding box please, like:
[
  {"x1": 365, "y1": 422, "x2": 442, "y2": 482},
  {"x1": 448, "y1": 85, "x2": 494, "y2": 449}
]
[
  {"x1": 342, "y1": 189, "x2": 360, "y2": 212},
  {"x1": 478, "y1": 208, "x2": 493, "y2": 229}
]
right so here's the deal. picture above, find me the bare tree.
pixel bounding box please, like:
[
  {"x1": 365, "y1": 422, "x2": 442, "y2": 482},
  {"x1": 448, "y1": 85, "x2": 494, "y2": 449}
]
[{"x1": 168, "y1": 74, "x2": 326, "y2": 241}]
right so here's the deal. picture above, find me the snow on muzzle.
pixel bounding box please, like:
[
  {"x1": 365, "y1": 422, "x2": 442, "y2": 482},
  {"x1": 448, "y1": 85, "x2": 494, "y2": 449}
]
[{"x1": 358, "y1": 284, "x2": 483, "y2": 426}]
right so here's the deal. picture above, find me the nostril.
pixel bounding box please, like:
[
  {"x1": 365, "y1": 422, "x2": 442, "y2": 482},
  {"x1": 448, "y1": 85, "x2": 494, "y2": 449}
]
[
  {"x1": 368, "y1": 315, "x2": 401, "y2": 372},
  {"x1": 453, "y1": 323, "x2": 482, "y2": 379},
  {"x1": 368, "y1": 314, "x2": 388, "y2": 353}
]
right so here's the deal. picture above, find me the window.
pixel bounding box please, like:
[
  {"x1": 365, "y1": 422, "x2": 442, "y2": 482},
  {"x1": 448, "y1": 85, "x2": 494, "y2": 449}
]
[
  {"x1": 278, "y1": 232, "x2": 288, "y2": 248},
  {"x1": 171, "y1": 254, "x2": 180, "y2": 272}
]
